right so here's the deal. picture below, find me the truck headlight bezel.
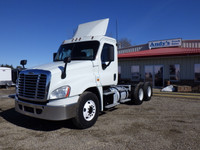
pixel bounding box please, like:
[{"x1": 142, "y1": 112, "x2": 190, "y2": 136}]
[{"x1": 50, "y1": 86, "x2": 71, "y2": 100}]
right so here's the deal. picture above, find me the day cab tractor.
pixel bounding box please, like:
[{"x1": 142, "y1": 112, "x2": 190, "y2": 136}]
[{"x1": 15, "y1": 19, "x2": 152, "y2": 129}]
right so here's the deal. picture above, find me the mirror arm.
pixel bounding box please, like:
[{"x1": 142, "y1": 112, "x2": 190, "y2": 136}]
[
  {"x1": 61, "y1": 57, "x2": 71, "y2": 79},
  {"x1": 61, "y1": 63, "x2": 67, "y2": 79}
]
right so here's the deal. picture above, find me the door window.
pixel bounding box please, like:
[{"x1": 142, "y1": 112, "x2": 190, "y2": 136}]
[
  {"x1": 145, "y1": 65, "x2": 163, "y2": 87},
  {"x1": 101, "y1": 43, "x2": 114, "y2": 70},
  {"x1": 154, "y1": 65, "x2": 163, "y2": 87},
  {"x1": 169, "y1": 64, "x2": 180, "y2": 81},
  {"x1": 145, "y1": 66, "x2": 153, "y2": 83}
]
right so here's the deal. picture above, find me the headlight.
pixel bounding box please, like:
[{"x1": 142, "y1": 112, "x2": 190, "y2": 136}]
[{"x1": 50, "y1": 86, "x2": 70, "y2": 99}]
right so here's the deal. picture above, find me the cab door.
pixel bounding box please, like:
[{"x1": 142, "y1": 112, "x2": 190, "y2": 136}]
[{"x1": 99, "y1": 43, "x2": 118, "y2": 86}]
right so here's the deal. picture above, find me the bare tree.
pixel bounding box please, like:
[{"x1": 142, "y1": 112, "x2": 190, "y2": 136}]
[{"x1": 118, "y1": 38, "x2": 132, "y2": 48}]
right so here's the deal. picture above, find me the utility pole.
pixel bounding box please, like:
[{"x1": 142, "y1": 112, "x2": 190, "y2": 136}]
[{"x1": 116, "y1": 19, "x2": 119, "y2": 48}]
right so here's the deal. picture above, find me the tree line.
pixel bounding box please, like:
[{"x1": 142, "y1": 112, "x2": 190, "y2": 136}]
[{"x1": 0, "y1": 64, "x2": 22, "y2": 69}]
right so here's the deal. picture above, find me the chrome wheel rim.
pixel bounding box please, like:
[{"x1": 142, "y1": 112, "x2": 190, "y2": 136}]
[
  {"x1": 139, "y1": 88, "x2": 144, "y2": 101},
  {"x1": 147, "y1": 86, "x2": 152, "y2": 97},
  {"x1": 83, "y1": 100, "x2": 96, "y2": 121}
]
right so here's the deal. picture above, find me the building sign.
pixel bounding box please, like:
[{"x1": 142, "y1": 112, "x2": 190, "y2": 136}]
[{"x1": 148, "y1": 38, "x2": 182, "y2": 49}]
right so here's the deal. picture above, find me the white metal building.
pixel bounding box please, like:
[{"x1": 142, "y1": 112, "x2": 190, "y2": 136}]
[{"x1": 118, "y1": 39, "x2": 200, "y2": 87}]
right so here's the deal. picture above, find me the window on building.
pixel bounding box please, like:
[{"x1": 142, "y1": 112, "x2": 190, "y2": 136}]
[
  {"x1": 194, "y1": 64, "x2": 200, "y2": 82},
  {"x1": 169, "y1": 64, "x2": 180, "y2": 81},
  {"x1": 131, "y1": 65, "x2": 140, "y2": 81},
  {"x1": 154, "y1": 65, "x2": 164, "y2": 87}
]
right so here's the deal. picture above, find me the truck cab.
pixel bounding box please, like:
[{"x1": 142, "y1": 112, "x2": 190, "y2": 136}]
[{"x1": 15, "y1": 19, "x2": 152, "y2": 129}]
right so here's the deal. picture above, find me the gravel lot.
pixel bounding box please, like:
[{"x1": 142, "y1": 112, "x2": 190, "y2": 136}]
[{"x1": 0, "y1": 88, "x2": 200, "y2": 150}]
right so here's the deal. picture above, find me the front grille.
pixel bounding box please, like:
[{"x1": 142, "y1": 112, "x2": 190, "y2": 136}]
[{"x1": 17, "y1": 70, "x2": 51, "y2": 102}]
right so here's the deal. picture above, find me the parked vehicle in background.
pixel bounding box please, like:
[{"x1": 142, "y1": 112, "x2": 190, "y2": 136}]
[{"x1": 0, "y1": 67, "x2": 12, "y2": 88}]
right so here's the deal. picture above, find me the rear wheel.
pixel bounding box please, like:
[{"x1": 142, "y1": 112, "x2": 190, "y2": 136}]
[
  {"x1": 131, "y1": 83, "x2": 144, "y2": 105},
  {"x1": 73, "y1": 91, "x2": 99, "y2": 129},
  {"x1": 143, "y1": 82, "x2": 152, "y2": 101}
]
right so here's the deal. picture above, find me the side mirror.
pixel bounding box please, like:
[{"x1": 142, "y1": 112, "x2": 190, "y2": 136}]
[
  {"x1": 53, "y1": 53, "x2": 57, "y2": 61},
  {"x1": 64, "y1": 57, "x2": 71, "y2": 64},
  {"x1": 20, "y1": 60, "x2": 27, "y2": 69}
]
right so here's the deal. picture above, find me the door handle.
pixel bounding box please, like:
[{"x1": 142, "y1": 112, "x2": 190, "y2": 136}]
[{"x1": 114, "y1": 74, "x2": 116, "y2": 81}]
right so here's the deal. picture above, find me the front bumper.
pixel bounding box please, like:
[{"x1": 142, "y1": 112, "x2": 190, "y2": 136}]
[{"x1": 15, "y1": 96, "x2": 79, "y2": 121}]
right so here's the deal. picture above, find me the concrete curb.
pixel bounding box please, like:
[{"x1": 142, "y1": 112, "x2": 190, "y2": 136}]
[{"x1": 153, "y1": 89, "x2": 200, "y2": 100}]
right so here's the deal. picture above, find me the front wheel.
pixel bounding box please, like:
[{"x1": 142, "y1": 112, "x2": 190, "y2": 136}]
[{"x1": 73, "y1": 91, "x2": 99, "y2": 129}]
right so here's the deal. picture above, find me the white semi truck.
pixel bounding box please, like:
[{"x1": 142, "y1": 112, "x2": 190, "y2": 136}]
[{"x1": 15, "y1": 19, "x2": 152, "y2": 129}]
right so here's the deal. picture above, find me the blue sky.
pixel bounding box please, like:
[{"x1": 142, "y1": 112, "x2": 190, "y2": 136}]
[{"x1": 0, "y1": 0, "x2": 200, "y2": 68}]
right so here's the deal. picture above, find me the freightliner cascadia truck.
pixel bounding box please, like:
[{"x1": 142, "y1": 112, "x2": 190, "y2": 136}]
[{"x1": 15, "y1": 19, "x2": 152, "y2": 129}]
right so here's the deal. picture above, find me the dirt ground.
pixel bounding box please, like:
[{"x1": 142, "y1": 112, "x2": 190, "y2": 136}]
[{"x1": 0, "y1": 88, "x2": 200, "y2": 150}]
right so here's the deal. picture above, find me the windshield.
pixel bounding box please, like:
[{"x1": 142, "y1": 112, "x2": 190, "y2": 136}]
[{"x1": 54, "y1": 41, "x2": 100, "y2": 61}]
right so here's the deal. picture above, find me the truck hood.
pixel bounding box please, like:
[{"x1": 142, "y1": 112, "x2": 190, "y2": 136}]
[
  {"x1": 30, "y1": 60, "x2": 97, "y2": 97},
  {"x1": 32, "y1": 61, "x2": 94, "y2": 75}
]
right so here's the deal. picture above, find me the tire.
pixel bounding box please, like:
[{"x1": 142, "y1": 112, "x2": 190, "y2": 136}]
[
  {"x1": 143, "y1": 82, "x2": 153, "y2": 101},
  {"x1": 73, "y1": 91, "x2": 99, "y2": 129},
  {"x1": 131, "y1": 83, "x2": 144, "y2": 105}
]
